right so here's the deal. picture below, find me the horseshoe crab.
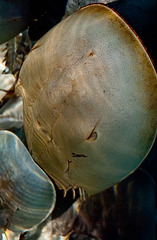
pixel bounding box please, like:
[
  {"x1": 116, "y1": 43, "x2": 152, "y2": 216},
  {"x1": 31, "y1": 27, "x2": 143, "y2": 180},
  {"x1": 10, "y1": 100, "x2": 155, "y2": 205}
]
[
  {"x1": 0, "y1": 130, "x2": 56, "y2": 234},
  {"x1": 0, "y1": 0, "x2": 68, "y2": 44},
  {"x1": 16, "y1": 4, "x2": 157, "y2": 196},
  {"x1": 0, "y1": 0, "x2": 31, "y2": 44}
]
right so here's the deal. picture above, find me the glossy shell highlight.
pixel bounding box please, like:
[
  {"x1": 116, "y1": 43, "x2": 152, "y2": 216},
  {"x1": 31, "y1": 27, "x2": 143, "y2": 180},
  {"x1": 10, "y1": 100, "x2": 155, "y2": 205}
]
[
  {"x1": 0, "y1": 130, "x2": 56, "y2": 233},
  {"x1": 17, "y1": 4, "x2": 157, "y2": 195}
]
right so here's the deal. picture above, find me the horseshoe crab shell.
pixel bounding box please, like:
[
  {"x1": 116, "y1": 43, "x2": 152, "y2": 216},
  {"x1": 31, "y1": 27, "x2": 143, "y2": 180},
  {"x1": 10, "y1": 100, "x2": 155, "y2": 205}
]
[
  {"x1": 0, "y1": 0, "x2": 31, "y2": 44},
  {"x1": 16, "y1": 4, "x2": 157, "y2": 196},
  {"x1": 0, "y1": 130, "x2": 56, "y2": 233}
]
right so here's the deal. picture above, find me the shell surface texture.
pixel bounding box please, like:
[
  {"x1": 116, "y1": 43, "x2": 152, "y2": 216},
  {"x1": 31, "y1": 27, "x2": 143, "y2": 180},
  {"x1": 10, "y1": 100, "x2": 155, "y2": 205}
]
[
  {"x1": 0, "y1": 130, "x2": 56, "y2": 233},
  {"x1": 16, "y1": 4, "x2": 157, "y2": 196}
]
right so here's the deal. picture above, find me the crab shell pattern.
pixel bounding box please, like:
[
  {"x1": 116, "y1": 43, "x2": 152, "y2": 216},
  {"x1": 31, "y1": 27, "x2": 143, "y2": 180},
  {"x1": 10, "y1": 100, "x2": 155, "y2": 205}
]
[{"x1": 16, "y1": 4, "x2": 157, "y2": 196}]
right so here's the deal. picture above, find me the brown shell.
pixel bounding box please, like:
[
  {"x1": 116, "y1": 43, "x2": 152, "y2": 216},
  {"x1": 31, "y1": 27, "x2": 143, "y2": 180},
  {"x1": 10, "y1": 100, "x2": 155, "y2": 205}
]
[{"x1": 16, "y1": 4, "x2": 157, "y2": 196}]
